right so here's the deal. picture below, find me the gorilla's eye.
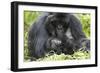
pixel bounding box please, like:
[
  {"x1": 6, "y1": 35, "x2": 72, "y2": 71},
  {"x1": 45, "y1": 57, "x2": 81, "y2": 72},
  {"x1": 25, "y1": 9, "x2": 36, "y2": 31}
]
[
  {"x1": 62, "y1": 22, "x2": 68, "y2": 27},
  {"x1": 51, "y1": 21, "x2": 54, "y2": 24},
  {"x1": 50, "y1": 21, "x2": 57, "y2": 27}
]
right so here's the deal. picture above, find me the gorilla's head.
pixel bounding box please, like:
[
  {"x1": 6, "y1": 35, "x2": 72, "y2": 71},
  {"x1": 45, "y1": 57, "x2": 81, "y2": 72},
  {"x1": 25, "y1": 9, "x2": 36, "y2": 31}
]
[{"x1": 45, "y1": 13, "x2": 69, "y2": 39}]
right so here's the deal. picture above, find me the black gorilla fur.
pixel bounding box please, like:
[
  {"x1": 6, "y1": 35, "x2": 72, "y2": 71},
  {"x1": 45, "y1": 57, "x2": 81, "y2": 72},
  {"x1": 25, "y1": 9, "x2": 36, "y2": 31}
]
[{"x1": 28, "y1": 12, "x2": 90, "y2": 60}]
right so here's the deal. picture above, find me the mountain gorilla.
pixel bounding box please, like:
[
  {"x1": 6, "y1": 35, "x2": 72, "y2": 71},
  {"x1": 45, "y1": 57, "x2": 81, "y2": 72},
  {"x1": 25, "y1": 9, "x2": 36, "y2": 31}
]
[{"x1": 28, "y1": 12, "x2": 90, "y2": 60}]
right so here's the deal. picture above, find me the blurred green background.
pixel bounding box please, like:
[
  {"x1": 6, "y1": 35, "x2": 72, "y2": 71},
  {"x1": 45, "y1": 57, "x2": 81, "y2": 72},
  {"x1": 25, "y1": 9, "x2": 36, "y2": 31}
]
[{"x1": 24, "y1": 11, "x2": 91, "y2": 61}]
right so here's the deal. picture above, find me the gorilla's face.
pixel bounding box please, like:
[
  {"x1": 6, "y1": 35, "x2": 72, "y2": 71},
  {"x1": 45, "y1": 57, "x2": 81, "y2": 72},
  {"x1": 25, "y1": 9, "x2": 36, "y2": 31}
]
[{"x1": 45, "y1": 13, "x2": 68, "y2": 39}]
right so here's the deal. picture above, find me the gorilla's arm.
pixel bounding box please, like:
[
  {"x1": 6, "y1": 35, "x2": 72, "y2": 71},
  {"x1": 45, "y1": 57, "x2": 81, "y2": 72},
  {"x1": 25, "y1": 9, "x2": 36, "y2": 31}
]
[
  {"x1": 69, "y1": 15, "x2": 86, "y2": 40},
  {"x1": 28, "y1": 13, "x2": 50, "y2": 59},
  {"x1": 68, "y1": 15, "x2": 90, "y2": 51}
]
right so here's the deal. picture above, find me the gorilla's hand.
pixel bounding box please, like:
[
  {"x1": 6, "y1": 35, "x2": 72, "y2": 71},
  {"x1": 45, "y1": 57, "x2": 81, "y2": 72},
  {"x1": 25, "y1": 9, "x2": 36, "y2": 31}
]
[
  {"x1": 46, "y1": 38, "x2": 62, "y2": 55},
  {"x1": 79, "y1": 39, "x2": 90, "y2": 52},
  {"x1": 51, "y1": 38, "x2": 62, "y2": 49}
]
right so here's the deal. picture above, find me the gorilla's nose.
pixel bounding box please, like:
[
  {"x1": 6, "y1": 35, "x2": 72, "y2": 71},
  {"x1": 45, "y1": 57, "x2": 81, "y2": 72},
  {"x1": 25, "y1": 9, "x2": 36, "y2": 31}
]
[{"x1": 57, "y1": 25, "x2": 63, "y2": 30}]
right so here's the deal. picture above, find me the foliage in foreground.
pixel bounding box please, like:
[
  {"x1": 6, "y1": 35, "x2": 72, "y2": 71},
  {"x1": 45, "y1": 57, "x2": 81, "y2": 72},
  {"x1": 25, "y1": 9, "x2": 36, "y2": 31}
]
[
  {"x1": 37, "y1": 51, "x2": 90, "y2": 61},
  {"x1": 24, "y1": 51, "x2": 90, "y2": 62}
]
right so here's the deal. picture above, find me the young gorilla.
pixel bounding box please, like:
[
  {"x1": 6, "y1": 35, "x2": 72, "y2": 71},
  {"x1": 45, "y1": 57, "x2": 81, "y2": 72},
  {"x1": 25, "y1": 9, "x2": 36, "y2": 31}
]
[{"x1": 28, "y1": 12, "x2": 90, "y2": 60}]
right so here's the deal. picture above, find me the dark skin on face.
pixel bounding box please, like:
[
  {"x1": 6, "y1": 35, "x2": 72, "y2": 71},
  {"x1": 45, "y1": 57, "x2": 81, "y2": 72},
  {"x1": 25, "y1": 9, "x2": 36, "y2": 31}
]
[{"x1": 48, "y1": 15, "x2": 68, "y2": 38}]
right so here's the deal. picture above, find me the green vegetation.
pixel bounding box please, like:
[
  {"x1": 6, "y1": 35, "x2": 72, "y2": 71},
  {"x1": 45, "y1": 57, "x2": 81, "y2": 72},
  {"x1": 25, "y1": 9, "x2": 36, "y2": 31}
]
[
  {"x1": 77, "y1": 14, "x2": 91, "y2": 38},
  {"x1": 37, "y1": 51, "x2": 90, "y2": 61},
  {"x1": 24, "y1": 11, "x2": 91, "y2": 61}
]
